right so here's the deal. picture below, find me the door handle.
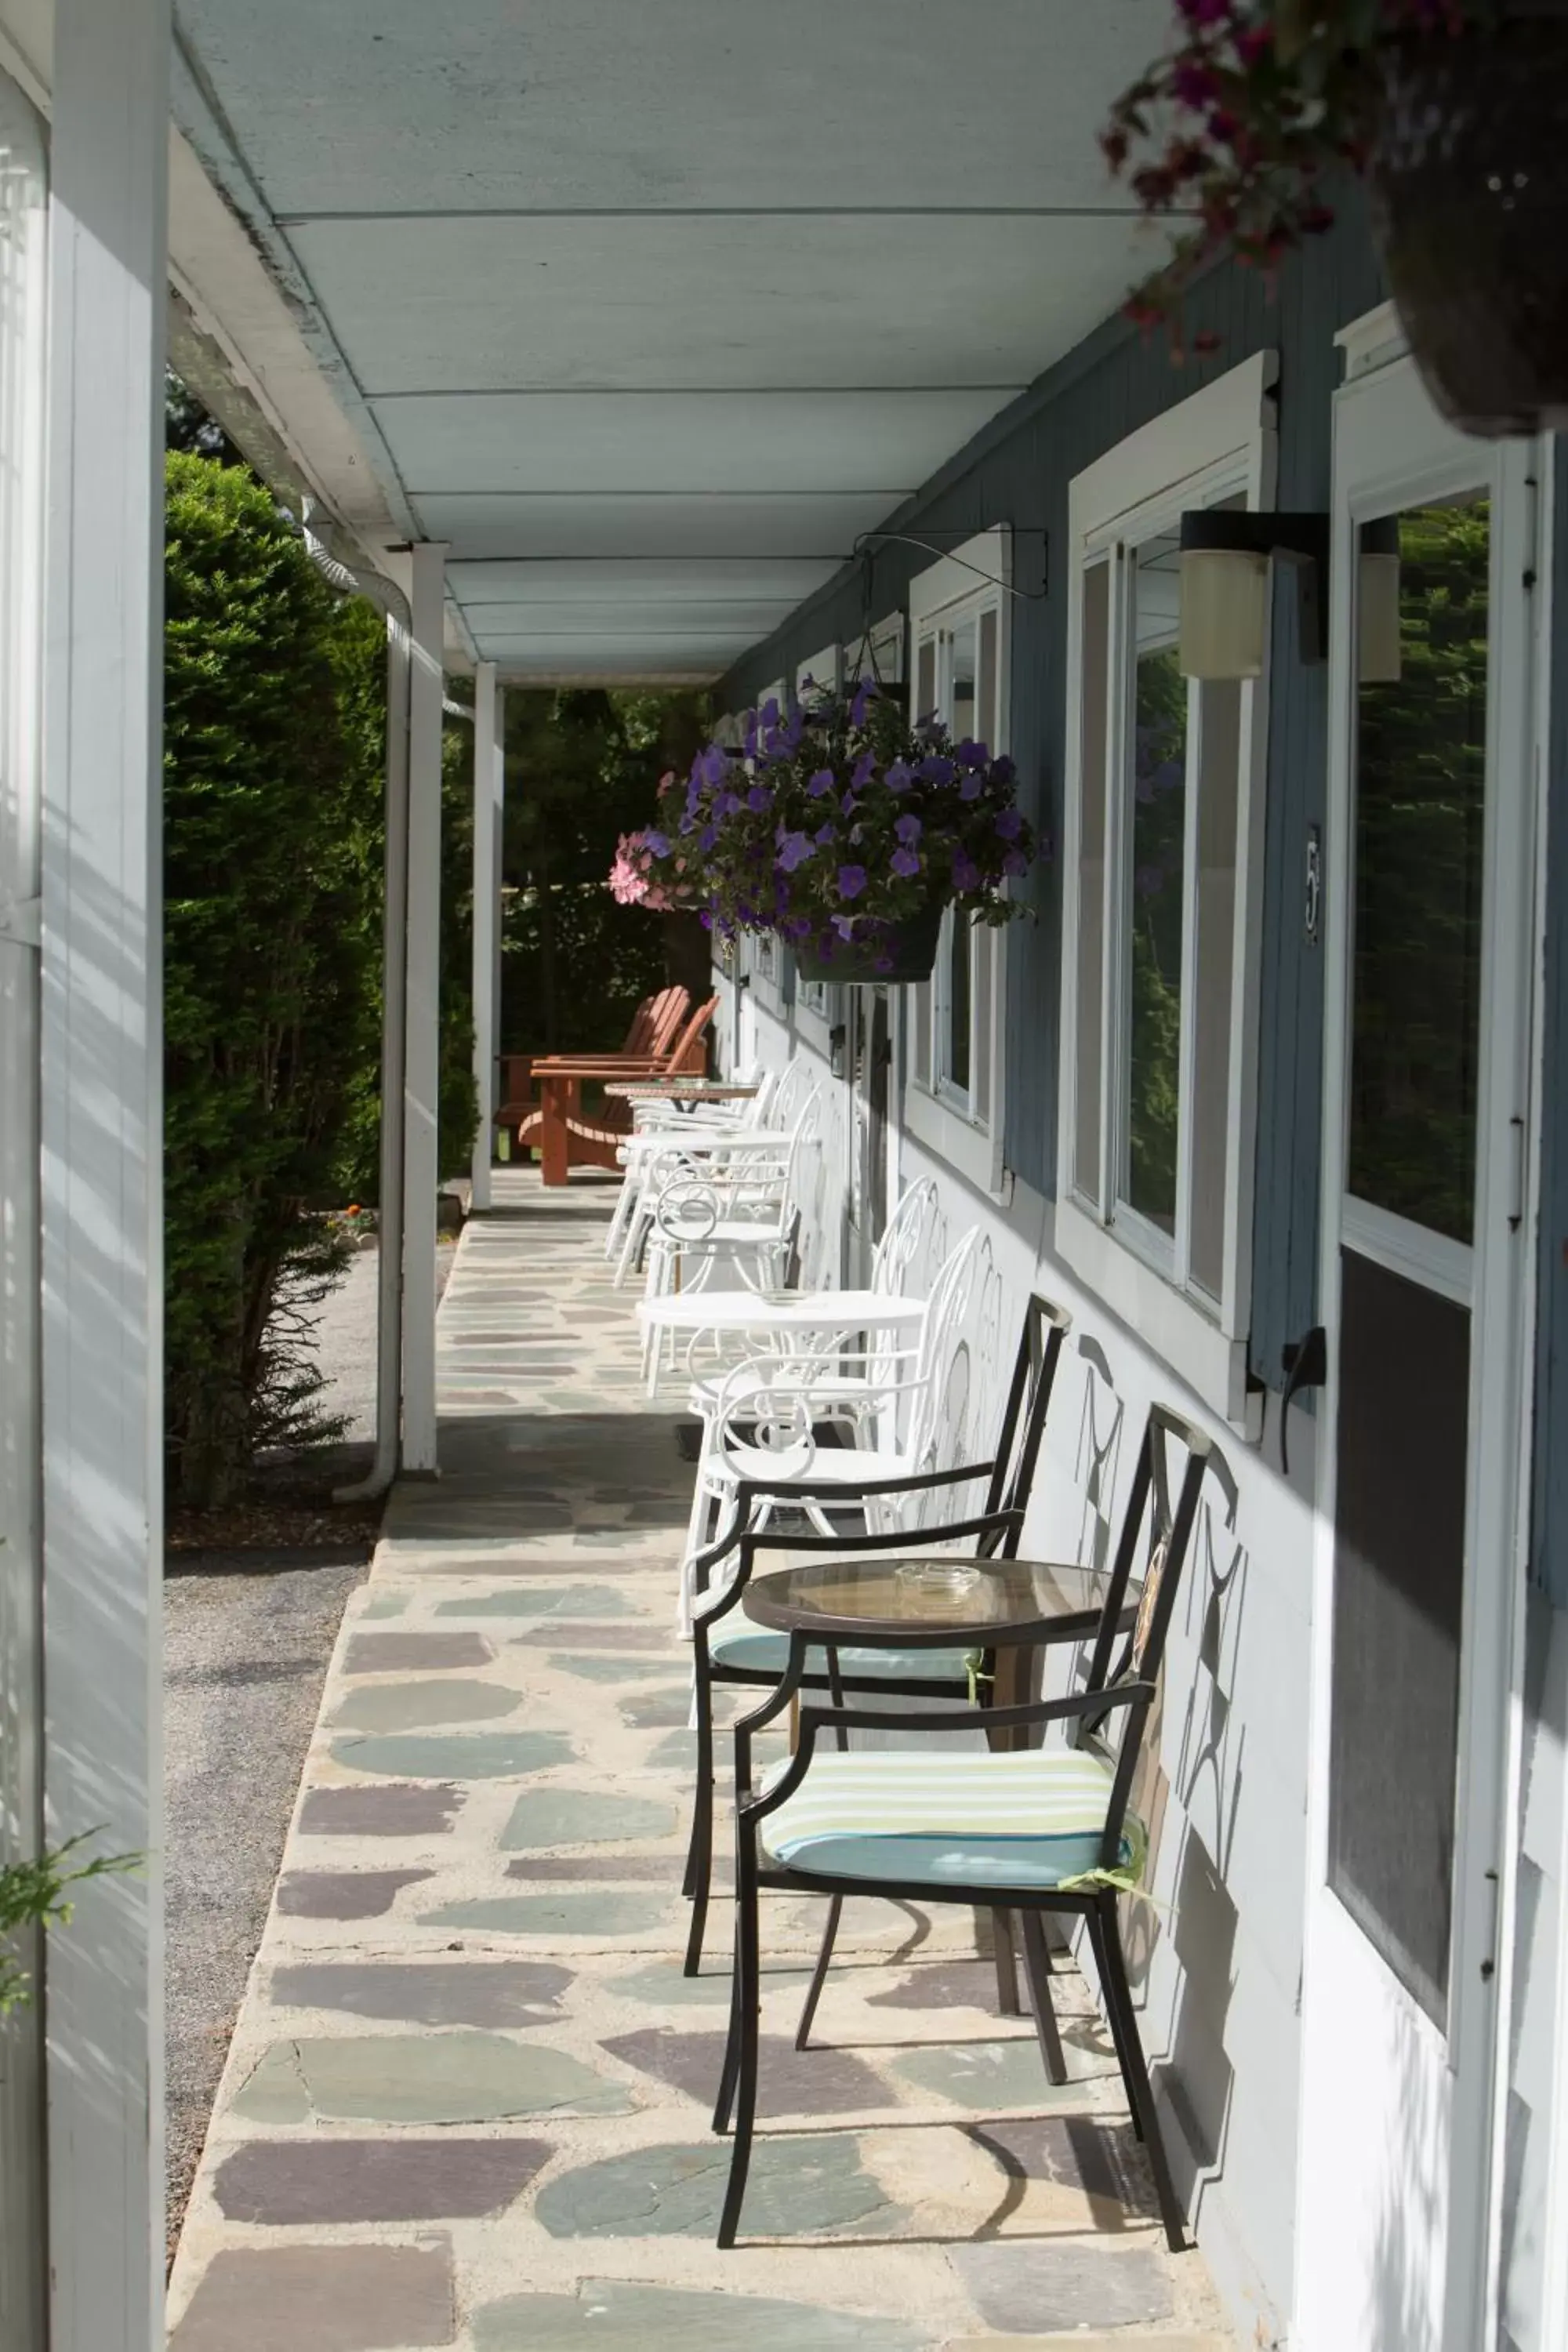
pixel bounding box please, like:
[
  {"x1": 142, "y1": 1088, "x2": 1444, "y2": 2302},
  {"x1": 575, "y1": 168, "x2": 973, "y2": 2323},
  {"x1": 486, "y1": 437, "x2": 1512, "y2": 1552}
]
[{"x1": 1279, "y1": 1325, "x2": 1327, "y2": 1477}]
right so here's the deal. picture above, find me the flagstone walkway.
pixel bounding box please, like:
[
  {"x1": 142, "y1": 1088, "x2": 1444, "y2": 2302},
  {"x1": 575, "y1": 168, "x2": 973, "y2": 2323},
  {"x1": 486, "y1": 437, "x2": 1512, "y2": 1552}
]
[{"x1": 166, "y1": 1171, "x2": 1233, "y2": 2352}]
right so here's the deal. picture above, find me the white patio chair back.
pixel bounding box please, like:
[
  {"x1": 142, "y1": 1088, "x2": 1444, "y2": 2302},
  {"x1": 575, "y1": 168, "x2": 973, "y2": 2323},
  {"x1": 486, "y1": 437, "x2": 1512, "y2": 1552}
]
[
  {"x1": 765, "y1": 1055, "x2": 813, "y2": 1134},
  {"x1": 870, "y1": 1177, "x2": 946, "y2": 1301},
  {"x1": 898, "y1": 1228, "x2": 1000, "y2": 1474}
]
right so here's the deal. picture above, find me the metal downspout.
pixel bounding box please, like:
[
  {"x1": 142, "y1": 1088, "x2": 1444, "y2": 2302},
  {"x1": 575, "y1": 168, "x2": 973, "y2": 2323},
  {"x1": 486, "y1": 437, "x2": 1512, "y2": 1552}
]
[{"x1": 302, "y1": 515, "x2": 411, "y2": 1502}]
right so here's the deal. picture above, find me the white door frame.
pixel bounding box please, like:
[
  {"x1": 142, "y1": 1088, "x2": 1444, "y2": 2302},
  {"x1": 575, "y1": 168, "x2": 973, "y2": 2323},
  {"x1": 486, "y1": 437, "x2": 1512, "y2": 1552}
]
[{"x1": 1294, "y1": 343, "x2": 1544, "y2": 2352}]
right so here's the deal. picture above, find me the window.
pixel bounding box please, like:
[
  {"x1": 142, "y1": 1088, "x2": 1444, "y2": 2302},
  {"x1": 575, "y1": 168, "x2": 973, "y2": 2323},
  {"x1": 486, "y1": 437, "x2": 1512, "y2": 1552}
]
[
  {"x1": 1057, "y1": 358, "x2": 1276, "y2": 1420},
  {"x1": 905, "y1": 529, "x2": 1009, "y2": 1192},
  {"x1": 747, "y1": 680, "x2": 786, "y2": 998}
]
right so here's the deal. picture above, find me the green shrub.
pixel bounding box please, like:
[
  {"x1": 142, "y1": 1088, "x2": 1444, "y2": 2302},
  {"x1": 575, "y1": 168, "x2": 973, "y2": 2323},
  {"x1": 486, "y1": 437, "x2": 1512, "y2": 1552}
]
[{"x1": 163, "y1": 453, "x2": 383, "y2": 1504}]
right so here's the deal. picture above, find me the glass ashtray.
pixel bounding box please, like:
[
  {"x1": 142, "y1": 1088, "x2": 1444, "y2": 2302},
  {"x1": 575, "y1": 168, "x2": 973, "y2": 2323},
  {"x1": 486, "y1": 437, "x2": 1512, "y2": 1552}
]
[{"x1": 895, "y1": 1559, "x2": 983, "y2": 1599}]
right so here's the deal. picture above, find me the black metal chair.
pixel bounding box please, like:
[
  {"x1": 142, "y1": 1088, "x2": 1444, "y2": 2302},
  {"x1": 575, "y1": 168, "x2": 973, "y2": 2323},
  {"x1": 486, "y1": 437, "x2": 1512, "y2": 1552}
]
[
  {"x1": 681, "y1": 1294, "x2": 1072, "y2": 1987},
  {"x1": 710, "y1": 1400, "x2": 1225, "y2": 2256}
]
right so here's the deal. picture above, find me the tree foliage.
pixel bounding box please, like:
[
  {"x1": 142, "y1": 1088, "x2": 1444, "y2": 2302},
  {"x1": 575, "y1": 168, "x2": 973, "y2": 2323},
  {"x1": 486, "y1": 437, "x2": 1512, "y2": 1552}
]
[
  {"x1": 502, "y1": 688, "x2": 711, "y2": 1054},
  {"x1": 163, "y1": 452, "x2": 387, "y2": 1504}
]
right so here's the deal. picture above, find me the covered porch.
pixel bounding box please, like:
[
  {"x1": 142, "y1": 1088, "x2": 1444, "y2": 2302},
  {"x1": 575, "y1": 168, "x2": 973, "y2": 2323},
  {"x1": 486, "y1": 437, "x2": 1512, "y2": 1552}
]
[{"x1": 164, "y1": 1171, "x2": 1232, "y2": 2352}]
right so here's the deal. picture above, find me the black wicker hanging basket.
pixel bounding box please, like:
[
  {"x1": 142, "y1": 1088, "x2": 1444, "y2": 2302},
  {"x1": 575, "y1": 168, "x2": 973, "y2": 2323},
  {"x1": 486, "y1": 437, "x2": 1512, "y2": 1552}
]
[
  {"x1": 793, "y1": 898, "x2": 946, "y2": 986},
  {"x1": 1370, "y1": 0, "x2": 1568, "y2": 437}
]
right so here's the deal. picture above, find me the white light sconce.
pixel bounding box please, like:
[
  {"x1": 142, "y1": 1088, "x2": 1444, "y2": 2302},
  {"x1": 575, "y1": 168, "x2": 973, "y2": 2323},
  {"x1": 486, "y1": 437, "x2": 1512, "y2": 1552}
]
[
  {"x1": 1357, "y1": 517, "x2": 1403, "y2": 685},
  {"x1": 1178, "y1": 510, "x2": 1330, "y2": 681}
]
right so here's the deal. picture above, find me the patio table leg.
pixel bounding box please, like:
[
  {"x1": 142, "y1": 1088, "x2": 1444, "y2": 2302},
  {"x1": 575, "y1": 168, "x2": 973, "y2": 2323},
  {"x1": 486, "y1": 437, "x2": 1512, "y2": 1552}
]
[{"x1": 988, "y1": 1641, "x2": 1051, "y2": 2031}]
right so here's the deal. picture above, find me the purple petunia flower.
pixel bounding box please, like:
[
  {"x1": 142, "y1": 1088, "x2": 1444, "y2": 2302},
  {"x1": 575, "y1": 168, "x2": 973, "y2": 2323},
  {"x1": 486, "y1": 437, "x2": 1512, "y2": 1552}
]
[
  {"x1": 1003, "y1": 847, "x2": 1029, "y2": 877},
  {"x1": 895, "y1": 812, "x2": 922, "y2": 846},
  {"x1": 959, "y1": 774, "x2": 983, "y2": 802},
  {"x1": 955, "y1": 737, "x2": 990, "y2": 769},
  {"x1": 917, "y1": 754, "x2": 956, "y2": 788},
  {"x1": 747, "y1": 784, "x2": 773, "y2": 814},
  {"x1": 815, "y1": 822, "x2": 837, "y2": 845},
  {"x1": 807, "y1": 768, "x2": 836, "y2": 798},
  {"x1": 993, "y1": 754, "x2": 1016, "y2": 784},
  {"x1": 851, "y1": 751, "x2": 877, "y2": 789},
  {"x1": 717, "y1": 790, "x2": 741, "y2": 817},
  {"x1": 885, "y1": 759, "x2": 913, "y2": 793},
  {"x1": 775, "y1": 830, "x2": 814, "y2": 873},
  {"x1": 758, "y1": 698, "x2": 780, "y2": 730},
  {"x1": 873, "y1": 953, "x2": 895, "y2": 974},
  {"x1": 699, "y1": 909, "x2": 714, "y2": 930},
  {"x1": 833, "y1": 913, "x2": 858, "y2": 941},
  {"x1": 837, "y1": 865, "x2": 867, "y2": 901},
  {"x1": 891, "y1": 847, "x2": 922, "y2": 878},
  {"x1": 953, "y1": 851, "x2": 982, "y2": 892},
  {"x1": 850, "y1": 678, "x2": 876, "y2": 727},
  {"x1": 994, "y1": 806, "x2": 1022, "y2": 840},
  {"x1": 699, "y1": 824, "x2": 717, "y2": 851},
  {"x1": 643, "y1": 828, "x2": 670, "y2": 857}
]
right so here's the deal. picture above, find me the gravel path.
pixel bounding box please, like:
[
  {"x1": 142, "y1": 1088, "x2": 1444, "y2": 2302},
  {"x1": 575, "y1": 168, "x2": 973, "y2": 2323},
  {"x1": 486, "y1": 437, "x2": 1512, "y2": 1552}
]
[{"x1": 163, "y1": 1236, "x2": 456, "y2": 2259}]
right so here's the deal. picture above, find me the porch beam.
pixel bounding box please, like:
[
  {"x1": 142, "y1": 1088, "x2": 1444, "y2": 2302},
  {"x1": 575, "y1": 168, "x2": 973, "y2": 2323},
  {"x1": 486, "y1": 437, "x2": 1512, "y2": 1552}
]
[
  {"x1": 402, "y1": 541, "x2": 447, "y2": 1472},
  {"x1": 39, "y1": 0, "x2": 170, "y2": 2342},
  {"x1": 470, "y1": 659, "x2": 502, "y2": 1210}
]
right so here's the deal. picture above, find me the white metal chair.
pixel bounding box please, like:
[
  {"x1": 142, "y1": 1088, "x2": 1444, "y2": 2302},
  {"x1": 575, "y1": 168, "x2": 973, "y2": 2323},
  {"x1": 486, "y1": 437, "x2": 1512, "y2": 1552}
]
[
  {"x1": 613, "y1": 1062, "x2": 815, "y2": 1293},
  {"x1": 675, "y1": 1228, "x2": 995, "y2": 1632}
]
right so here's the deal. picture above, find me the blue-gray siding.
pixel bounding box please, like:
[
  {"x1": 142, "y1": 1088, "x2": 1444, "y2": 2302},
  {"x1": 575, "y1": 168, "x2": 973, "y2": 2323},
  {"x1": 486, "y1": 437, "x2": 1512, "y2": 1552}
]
[{"x1": 720, "y1": 198, "x2": 1384, "y2": 1392}]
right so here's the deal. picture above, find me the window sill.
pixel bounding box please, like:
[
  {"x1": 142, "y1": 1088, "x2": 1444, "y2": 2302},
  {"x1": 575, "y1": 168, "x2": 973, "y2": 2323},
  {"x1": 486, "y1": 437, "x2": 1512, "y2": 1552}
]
[
  {"x1": 1054, "y1": 1193, "x2": 1253, "y2": 1428},
  {"x1": 906, "y1": 1079, "x2": 1002, "y2": 1197}
]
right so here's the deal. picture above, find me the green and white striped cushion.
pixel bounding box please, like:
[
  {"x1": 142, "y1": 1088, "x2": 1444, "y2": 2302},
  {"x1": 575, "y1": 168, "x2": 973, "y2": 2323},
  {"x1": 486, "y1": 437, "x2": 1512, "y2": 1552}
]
[
  {"x1": 710, "y1": 1617, "x2": 973, "y2": 1683},
  {"x1": 759, "y1": 1747, "x2": 1145, "y2": 1891}
]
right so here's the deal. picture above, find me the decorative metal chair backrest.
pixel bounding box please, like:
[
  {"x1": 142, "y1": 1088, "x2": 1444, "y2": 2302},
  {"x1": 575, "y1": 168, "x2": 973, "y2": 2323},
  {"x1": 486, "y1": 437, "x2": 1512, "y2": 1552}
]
[
  {"x1": 764, "y1": 1054, "x2": 813, "y2": 1134},
  {"x1": 980, "y1": 1293, "x2": 1073, "y2": 1530},
  {"x1": 870, "y1": 1177, "x2": 946, "y2": 1301},
  {"x1": 902, "y1": 1228, "x2": 990, "y2": 1471},
  {"x1": 1074, "y1": 1403, "x2": 1221, "y2": 1866}
]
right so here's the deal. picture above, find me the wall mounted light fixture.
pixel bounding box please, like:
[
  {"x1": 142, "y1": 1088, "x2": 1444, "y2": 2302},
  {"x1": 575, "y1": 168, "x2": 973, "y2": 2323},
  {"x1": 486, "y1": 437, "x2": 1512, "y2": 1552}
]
[
  {"x1": 1178, "y1": 509, "x2": 1330, "y2": 680},
  {"x1": 1357, "y1": 515, "x2": 1403, "y2": 686}
]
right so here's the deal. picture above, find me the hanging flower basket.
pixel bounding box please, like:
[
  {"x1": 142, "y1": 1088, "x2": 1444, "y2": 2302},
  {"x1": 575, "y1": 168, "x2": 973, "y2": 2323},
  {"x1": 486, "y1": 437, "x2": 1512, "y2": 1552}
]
[
  {"x1": 610, "y1": 678, "x2": 1043, "y2": 981},
  {"x1": 1371, "y1": 3, "x2": 1568, "y2": 437},
  {"x1": 1101, "y1": 0, "x2": 1568, "y2": 440},
  {"x1": 794, "y1": 897, "x2": 946, "y2": 985}
]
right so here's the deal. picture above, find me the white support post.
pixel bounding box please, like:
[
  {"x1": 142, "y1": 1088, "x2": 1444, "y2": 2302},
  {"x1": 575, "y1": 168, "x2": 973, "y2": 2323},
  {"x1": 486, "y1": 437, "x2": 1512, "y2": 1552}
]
[
  {"x1": 0, "y1": 66, "x2": 49, "y2": 2352},
  {"x1": 39, "y1": 0, "x2": 169, "y2": 2344},
  {"x1": 402, "y1": 543, "x2": 447, "y2": 1472},
  {"x1": 470, "y1": 660, "x2": 500, "y2": 1210}
]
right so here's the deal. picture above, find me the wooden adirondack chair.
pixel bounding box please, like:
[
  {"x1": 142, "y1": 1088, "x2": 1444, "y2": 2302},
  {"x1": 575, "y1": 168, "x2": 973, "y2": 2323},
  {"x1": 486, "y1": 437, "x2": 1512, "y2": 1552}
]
[
  {"x1": 524, "y1": 992, "x2": 720, "y2": 1183},
  {"x1": 495, "y1": 985, "x2": 688, "y2": 1160}
]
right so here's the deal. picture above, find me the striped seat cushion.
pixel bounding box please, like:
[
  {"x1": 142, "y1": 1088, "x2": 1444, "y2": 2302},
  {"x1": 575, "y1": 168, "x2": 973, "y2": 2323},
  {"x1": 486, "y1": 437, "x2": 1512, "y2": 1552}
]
[
  {"x1": 709, "y1": 1617, "x2": 973, "y2": 1684},
  {"x1": 758, "y1": 1748, "x2": 1144, "y2": 1891}
]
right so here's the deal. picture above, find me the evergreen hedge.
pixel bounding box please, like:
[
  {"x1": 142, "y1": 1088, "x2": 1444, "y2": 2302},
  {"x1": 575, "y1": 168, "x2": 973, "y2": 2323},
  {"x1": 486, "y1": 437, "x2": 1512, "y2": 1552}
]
[{"x1": 163, "y1": 453, "x2": 474, "y2": 1506}]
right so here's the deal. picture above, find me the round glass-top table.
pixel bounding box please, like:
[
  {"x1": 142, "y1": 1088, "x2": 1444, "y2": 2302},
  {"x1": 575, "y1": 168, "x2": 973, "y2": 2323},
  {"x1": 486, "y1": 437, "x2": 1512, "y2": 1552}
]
[{"x1": 742, "y1": 1555, "x2": 1133, "y2": 1747}]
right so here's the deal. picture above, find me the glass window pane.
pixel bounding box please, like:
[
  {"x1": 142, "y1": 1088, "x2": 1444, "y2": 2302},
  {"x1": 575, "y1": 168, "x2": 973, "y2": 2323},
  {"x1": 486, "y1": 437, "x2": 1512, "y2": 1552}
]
[
  {"x1": 1124, "y1": 531, "x2": 1186, "y2": 1239},
  {"x1": 911, "y1": 978, "x2": 931, "y2": 1087},
  {"x1": 916, "y1": 632, "x2": 937, "y2": 724},
  {"x1": 1074, "y1": 561, "x2": 1110, "y2": 1205},
  {"x1": 944, "y1": 909, "x2": 971, "y2": 1094},
  {"x1": 1348, "y1": 495, "x2": 1488, "y2": 1243},
  {"x1": 1188, "y1": 680, "x2": 1242, "y2": 1300},
  {"x1": 973, "y1": 925, "x2": 993, "y2": 1126},
  {"x1": 944, "y1": 621, "x2": 979, "y2": 1095},
  {"x1": 978, "y1": 606, "x2": 999, "y2": 748}
]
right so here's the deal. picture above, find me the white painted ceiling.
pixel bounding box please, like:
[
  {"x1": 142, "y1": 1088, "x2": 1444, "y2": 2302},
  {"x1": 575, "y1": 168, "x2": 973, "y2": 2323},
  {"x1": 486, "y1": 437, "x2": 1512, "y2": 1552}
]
[{"x1": 170, "y1": 0, "x2": 1177, "y2": 682}]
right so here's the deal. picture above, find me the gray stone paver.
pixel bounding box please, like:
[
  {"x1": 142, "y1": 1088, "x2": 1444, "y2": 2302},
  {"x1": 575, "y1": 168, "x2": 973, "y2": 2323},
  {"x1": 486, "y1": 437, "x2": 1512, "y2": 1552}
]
[{"x1": 167, "y1": 1171, "x2": 1233, "y2": 2352}]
